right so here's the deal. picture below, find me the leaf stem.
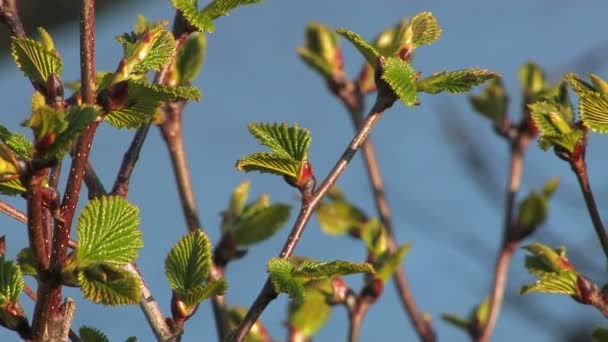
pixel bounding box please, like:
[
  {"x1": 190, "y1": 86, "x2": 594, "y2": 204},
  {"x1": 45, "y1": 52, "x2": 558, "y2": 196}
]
[
  {"x1": 570, "y1": 156, "x2": 608, "y2": 260},
  {"x1": 331, "y1": 75, "x2": 436, "y2": 342},
  {"x1": 229, "y1": 92, "x2": 395, "y2": 342},
  {"x1": 478, "y1": 134, "x2": 529, "y2": 342}
]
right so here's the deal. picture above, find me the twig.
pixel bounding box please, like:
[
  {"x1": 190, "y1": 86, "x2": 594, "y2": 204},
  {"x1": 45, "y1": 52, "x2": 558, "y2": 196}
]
[
  {"x1": 348, "y1": 299, "x2": 372, "y2": 342},
  {"x1": 111, "y1": 124, "x2": 150, "y2": 197},
  {"x1": 570, "y1": 156, "x2": 608, "y2": 260},
  {"x1": 330, "y1": 75, "x2": 435, "y2": 342},
  {"x1": 478, "y1": 133, "x2": 529, "y2": 342},
  {"x1": 229, "y1": 88, "x2": 396, "y2": 342},
  {"x1": 0, "y1": 199, "x2": 27, "y2": 223},
  {"x1": 84, "y1": 161, "x2": 106, "y2": 199},
  {"x1": 0, "y1": 0, "x2": 25, "y2": 38}
]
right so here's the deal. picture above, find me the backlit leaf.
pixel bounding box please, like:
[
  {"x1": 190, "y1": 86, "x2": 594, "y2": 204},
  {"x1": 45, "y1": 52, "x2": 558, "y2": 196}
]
[
  {"x1": 0, "y1": 257, "x2": 23, "y2": 306},
  {"x1": 232, "y1": 204, "x2": 291, "y2": 246},
  {"x1": 416, "y1": 69, "x2": 499, "y2": 94},
  {"x1": 267, "y1": 258, "x2": 305, "y2": 302},
  {"x1": 292, "y1": 259, "x2": 373, "y2": 280},
  {"x1": 579, "y1": 92, "x2": 608, "y2": 133},
  {"x1": 247, "y1": 122, "x2": 311, "y2": 161},
  {"x1": 336, "y1": 28, "x2": 379, "y2": 67},
  {"x1": 236, "y1": 152, "x2": 301, "y2": 179},
  {"x1": 79, "y1": 264, "x2": 141, "y2": 305},
  {"x1": 11, "y1": 34, "x2": 62, "y2": 85},
  {"x1": 381, "y1": 57, "x2": 418, "y2": 106},
  {"x1": 79, "y1": 326, "x2": 110, "y2": 342},
  {"x1": 165, "y1": 230, "x2": 212, "y2": 292}
]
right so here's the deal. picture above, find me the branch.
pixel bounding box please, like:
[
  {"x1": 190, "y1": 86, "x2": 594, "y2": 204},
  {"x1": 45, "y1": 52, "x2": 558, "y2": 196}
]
[
  {"x1": 0, "y1": 0, "x2": 25, "y2": 38},
  {"x1": 229, "y1": 89, "x2": 396, "y2": 342},
  {"x1": 570, "y1": 155, "x2": 608, "y2": 260},
  {"x1": 329, "y1": 74, "x2": 435, "y2": 342},
  {"x1": 478, "y1": 133, "x2": 530, "y2": 342}
]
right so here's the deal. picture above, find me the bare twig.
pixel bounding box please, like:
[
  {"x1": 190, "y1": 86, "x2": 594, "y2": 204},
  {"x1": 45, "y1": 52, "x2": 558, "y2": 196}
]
[
  {"x1": 84, "y1": 161, "x2": 106, "y2": 198},
  {"x1": 0, "y1": 199, "x2": 27, "y2": 223},
  {"x1": 0, "y1": 0, "x2": 25, "y2": 38},
  {"x1": 330, "y1": 75, "x2": 435, "y2": 342},
  {"x1": 229, "y1": 88, "x2": 396, "y2": 342}
]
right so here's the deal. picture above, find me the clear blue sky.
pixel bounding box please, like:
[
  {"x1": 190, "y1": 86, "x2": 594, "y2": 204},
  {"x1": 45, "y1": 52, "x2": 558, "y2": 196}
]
[{"x1": 2, "y1": 0, "x2": 608, "y2": 341}]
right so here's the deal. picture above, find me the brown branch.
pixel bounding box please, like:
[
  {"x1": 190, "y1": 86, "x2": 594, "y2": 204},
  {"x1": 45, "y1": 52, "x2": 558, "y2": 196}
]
[
  {"x1": 348, "y1": 299, "x2": 372, "y2": 342},
  {"x1": 570, "y1": 155, "x2": 608, "y2": 260},
  {"x1": 84, "y1": 161, "x2": 106, "y2": 199},
  {"x1": 478, "y1": 133, "x2": 530, "y2": 342},
  {"x1": 0, "y1": 199, "x2": 27, "y2": 223},
  {"x1": 0, "y1": 0, "x2": 25, "y2": 38},
  {"x1": 330, "y1": 74, "x2": 435, "y2": 342},
  {"x1": 229, "y1": 88, "x2": 396, "y2": 342}
]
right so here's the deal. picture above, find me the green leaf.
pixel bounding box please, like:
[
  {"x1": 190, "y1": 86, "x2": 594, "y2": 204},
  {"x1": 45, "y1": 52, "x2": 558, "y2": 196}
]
[
  {"x1": 416, "y1": 69, "x2": 499, "y2": 94},
  {"x1": 76, "y1": 196, "x2": 143, "y2": 266},
  {"x1": 236, "y1": 152, "x2": 301, "y2": 179},
  {"x1": 176, "y1": 32, "x2": 206, "y2": 84},
  {"x1": 474, "y1": 297, "x2": 491, "y2": 326},
  {"x1": 520, "y1": 271, "x2": 578, "y2": 296},
  {"x1": 45, "y1": 105, "x2": 100, "y2": 159},
  {"x1": 361, "y1": 218, "x2": 387, "y2": 255},
  {"x1": 247, "y1": 122, "x2": 311, "y2": 161},
  {"x1": 232, "y1": 204, "x2": 291, "y2": 246},
  {"x1": 381, "y1": 57, "x2": 418, "y2": 106},
  {"x1": 175, "y1": 278, "x2": 227, "y2": 308},
  {"x1": 202, "y1": 0, "x2": 264, "y2": 21},
  {"x1": 124, "y1": 337, "x2": 137, "y2": 342},
  {"x1": 579, "y1": 91, "x2": 608, "y2": 133},
  {"x1": 288, "y1": 288, "x2": 332, "y2": 338},
  {"x1": 170, "y1": 0, "x2": 214, "y2": 33},
  {"x1": 441, "y1": 313, "x2": 469, "y2": 332},
  {"x1": 79, "y1": 326, "x2": 110, "y2": 342},
  {"x1": 298, "y1": 22, "x2": 341, "y2": 79},
  {"x1": 23, "y1": 104, "x2": 67, "y2": 143},
  {"x1": 592, "y1": 328, "x2": 608, "y2": 342},
  {"x1": 565, "y1": 73, "x2": 597, "y2": 98},
  {"x1": 542, "y1": 177, "x2": 560, "y2": 197},
  {"x1": 105, "y1": 81, "x2": 200, "y2": 129},
  {"x1": 227, "y1": 307, "x2": 268, "y2": 342},
  {"x1": 375, "y1": 243, "x2": 411, "y2": 282},
  {"x1": 165, "y1": 230, "x2": 212, "y2": 293},
  {"x1": 79, "y1": 263, "x2": 141, "y2": 305},
  {"x1": 0, "y1": 126, "x2": 33, "y2": 160},
  {"x1": 409, "y1": 12, "x2": 442, "y2": 47},
  {"x1": 336, "y1": 28, "x2": 379, "y2": 67},
  {"x1": 523, "y1": 243, "x2": 574, "y2": 275},
  {"x1": 16, "y1": 248, "x2": 36, "y2": 277},
  {"x1": 292, "y1": 259, "x2": 373, "y2": 280},
  {"x1": 0, "y1": 257, "x2": 24, "y2": 306},
  {"x1": 589, "y1": 74, "x2": 608, "y2": 97},
  {"x1": 267, "y1": 258, "x2": 305, "y2": 302},
  {"x1": 11, "y1": 34, "x2": 62, "y2": 86},
  {"x1": 518, "y1": 191, "x2": 548, "y2": 229},
  {"x1": 316, "y1": 199, "x2": 365, "y2": 236},
  {"x1": 529, "y1": 101, "x2": 573, "y2": 136},
  {"x1": 116, "y1": 23, "x2": 175, "y2": 77},
  {"x1": 519, "y1": 62, "x2": 545, "y2": 94},
  {"x1": 37, "y1": 27, "x2": 57, "y2": 53},
  {"x1": 469, "y1": 78, "x2": 508, "y2": 123}
]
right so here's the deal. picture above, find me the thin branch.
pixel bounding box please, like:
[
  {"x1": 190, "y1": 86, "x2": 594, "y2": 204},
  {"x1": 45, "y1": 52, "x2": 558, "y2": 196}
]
[
  {"x1": 331, "y1": 75, "x2": 435, "y2": 342},
  {"x1": 478, "y1": 134, "x2": 529, "y2": 342},
  {"x1": 0, "y1": 0, "x2": 25, "y2": 38},
  {"x1": 348, "y1": 299, "x2": 372, "y2": 342},
  {"x1": 229, "y1": 91, "x2": 395, "y2": 342},
  {"x1": 0, "y1": 199, "x2": 27, "y2": 223},
  {"x1": 570, "y1": 156, "x2": 608, "y2": 260},
  {"x1": 84, "y1": 161, "x2": 106, "y2": 199}
]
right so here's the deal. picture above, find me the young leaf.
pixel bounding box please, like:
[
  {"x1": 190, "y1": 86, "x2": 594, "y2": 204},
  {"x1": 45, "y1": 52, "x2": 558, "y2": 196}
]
[
  {"x1": 528, "y1": 101, "x2": 573, "y2": 136},
  {"x1": 247, "y1": 122, "x2": 311, "y2": 161},
  {"x1": 43, "y1": 105, "x2": 100, "y2": 159},
  {"x1": 517, "y1": 191, "x2": 548, "y2": 229},
  {"x1": 165, "y1": 230, "x2": 212, "y2": 293},
  {"x1": 565, "y1": 73, "x2": 597, "y2": 98},
  {"x1": 226, "y1": 180, "x2": 250, "y2": 220},
  {"x1": 236, "y1": 153, "x2": 301, "y2": 179},
  {"x1": 589, "y1": 74, "x2": 608, "y2": 97},
  {"x1": 519, "y1": 62, "x2": 545, "y2": 95},
  {"x1": 11, "y1": 34, "x2": 62, "y2": 86},
  {"x1": 76, "y1": 196, "x2": 143, "y2": 266},
  {"x1": 473, "y1": 297, "x2": 491, "y2": 326},
  {"x1": 521, "y1": 243, "x2": 580, "y2": 296},
  {"x1": 409, "y1": 12, "x2": 442, "y2": 47},
  {"x1": 336, "y1": 28, "x2": 379, "y2": 67},
  {"x1": 375, "y1": 243, "x2": 411, "y2": 282},
  {"x1": 23, "y1": 104, "x2": 67, "y2": 143},
  {"x1": 231, "y1": 204, "x2": 291, "y2": 246},
  {"x1": 292, "y1": 259, "x2": 374, "y2": 280},
  {"x1": 578, "y1": 92, "x2": 608, "y2": 133},
  {"x1": 361, "y1": 218, "x2": 387, "y2": 255},
  {"x1": 0, "y1": 126, "x2": 33, "y2": 160},
  {"x1": 170, "y1": 0, "x2": 213, "y2": 33},
  {"x1": 381, "y1": 57, "x2": 418, "y2": 106},
  {"x1": 441, "y1": 313, "x2": 469, "y2": 333},
  {"x1": 298, "y1": 22, "x2": 341, "y2": 79},
  {"x1": 288, "y1": 288, "x2": 332, "y2": 338},
  {"x1": 116, "y1": 23, "x2": 175, "y2": 77},
  {"x1": 79, "y1": 264, "x2": 141, "y2": 305},
  {"x1": 79, "y1": 326, "x2": 110, "y2": 342},
  {"x1": 416, "y1": 69, "x2": 499, "y2": 94},
  {"x1": 175, "y1": 278, "x2": 227, "y2": 308},
  {"x1": 519, "y1": 271, "x2": 579, "y2": 296},
  {"x1": 16, "y1": 248, "x2": 36, "y2": 277},
  {"x1": 316, "y1": 199, "x2": 366, "y2": 236},
  {"x1": 175, "y1": 32, "x2": 207, "y2": 85},
  {"x1": 469, "y1": 78, "x2": 508, "y2": 123},
  {"x1": 267, "y1": 258, "x2": 305, "y2": 302},
  {"x1": 0, "y1": 257, "x2": 24, "y2": 306},
  {"x1": 201, "y1": 0, "x2": 264, "y2": 21}
]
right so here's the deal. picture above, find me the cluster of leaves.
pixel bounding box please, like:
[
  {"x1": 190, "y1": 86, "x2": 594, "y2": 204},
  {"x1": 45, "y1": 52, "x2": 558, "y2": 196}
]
[{"x1": 299, "y1": 12, "x2": 499, "y2": 106}]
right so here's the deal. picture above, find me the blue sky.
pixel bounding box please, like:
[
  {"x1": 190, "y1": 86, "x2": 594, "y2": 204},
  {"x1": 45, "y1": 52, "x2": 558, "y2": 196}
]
[{"x1": 2, "y1": 0, "x2": 608, "y2": 341}]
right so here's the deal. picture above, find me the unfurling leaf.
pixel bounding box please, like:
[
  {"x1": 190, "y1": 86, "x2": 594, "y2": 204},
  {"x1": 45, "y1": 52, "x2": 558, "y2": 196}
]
[
  {"x1": 336, "y1": 28, "x2": 379, "y2": 67},
  {"x1": 76, "y1": 196, "x2": 142, "y2": 266},
  {"x1": 375, "y1": 243, "x2": 411, "y2": 282},
  {"x1": 381, "y1": 57, "x2": 418, "y2": 106},
  {"x1": 0, "y1": 257, "x2": 24, "y2": 306},
  {"x1": 298, "y1": 22, "x2": 342, "y2": 79},
  {"x1": 175, "y1": 278, "x2": 227, "y2": 308},
  {"x1": 578, "y1": 91, "x2": 608, "y2": 133},
  {"x1": 16, "y1": 248, "x2": 36, "y2": 277},
  {"x1": 201, "y1": 0, "x2": 264, "y2": 20},
  {"x1": 79, "y1": 326, "x2": 110, "y2": 342},
  {"x1": 474, "y1": 297, "x2": 491, "y2": 326},
  {"x1": 170, "y1": 0, "x2": 214, "y2": 33},
  {"x1": 79, "y1": 264, "x2": 141, "y2": 305},
  {"x1": 231, "y1": 204, "x2": 291, "y2": 246},
  {"x1": 288, "y1": 288, "x2": 332, "y2": 338},
  {"x1": 226, "y1": 180, "x2": 251, "y2": 220},
  {"x1": 268, "y1": 258, "x2": 305, "y2": 302},
  {"x1": 519, "y1": 62, "x2": 545, "y2": 95},
  {"x1": 409, "y1": 12, "x2": 442, "y2": 47},
  {"x1": 528, "y1": 100, "x2": 583, "y2": 154},
  {"x1": 11, "y1": 32, "x2": 62, "y2": 87},
  {"x1": 565, "y1": 73, "x2": 597, "y2": 98},
  {"x1": 469, "y1": 78, "x2": 508, "y2": 123},
  {"x1": 361, "y1": 218, "x2": 387, "y2": 255},
  {"x1": 175, "y1": 32, "x2": 207, "y2": 85},
  {"x1": 0, "y1": 126, "x2": 33, "y2": 160},
  {"x1": 292, "y1": 259, "x2": 373, "y2": 280},
  {"x1": 317, "y1": 198, "x2": 366, "y2": 236},
  {"x1": 236, "y1": 153, "x2": 301, "y2": 179},
  {"x1": 165, "y1": 230, "x2": 212, "y2": 293},
  {"x1": 589, "y1": 74, "x2": 608, "y2": 97},
  {"x1": 441, "y1": 313, "x2": 469, "y2": 333},
  {"x1": 416, "y1": 69, "x2": 499, "y2": 94},
  {"x1": 520, "y1": 243, "x2": 580, "y2": 297}
]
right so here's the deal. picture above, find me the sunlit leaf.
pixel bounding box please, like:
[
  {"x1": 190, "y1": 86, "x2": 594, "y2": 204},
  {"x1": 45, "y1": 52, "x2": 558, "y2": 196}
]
[
  {"x1": 79, "y1": 326, "x2": 110, "y2": 342},
  {"x1": 165, "y1": 230, "x2": 212, "y2": 292},
  {"x1": 247, "y1": 122, "x2": 311, "y2": 161},
  {"x1": 416, "y1": 69, "x2": 499, "y2": 94},
  {"x1": 375, "y1": 243, "x2": 411, "y2": 282},
  {"x1": 202, "y1": 0, "x2": 264, "y2": 21},
  {"x1": 11, "y1": 34, "x2": 62, "y2": 86},
  {"x1": 292, "y1": 259, "x2": 373, "y2": 280},
  {"x1": 0, "y1": 257, "x2": 23, "y2": 306},
  {"x1": 579, "y1": 92, "x2": 608, "y2": 133},
  {"x1": 176, "y1": 32, "x2": 207, "y2": 84},
  {"x1": 236, "y1": 152, "x2": 301, "y2": 179},
  {"x1": 336, "y1": 28, "x2": 379, "y2": 67},
  {"x1": 79, "y1": 263, "x2": 141, "y2": 305},
  {"x1": 409, "y1": 12, "x2": 442, "y2": 47},
  {"x1": 288, "y1": 288, "x2": 332, "y2": 338},
  {"x1": 232, "y1": 204, "x2": 291, "y2": 246},
  {"x1": 267, "y1": 258, "x2": 304, "y2": 302},
  {"x1": 381, "y1": 57, "x2": 418, "y2": 106}
]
